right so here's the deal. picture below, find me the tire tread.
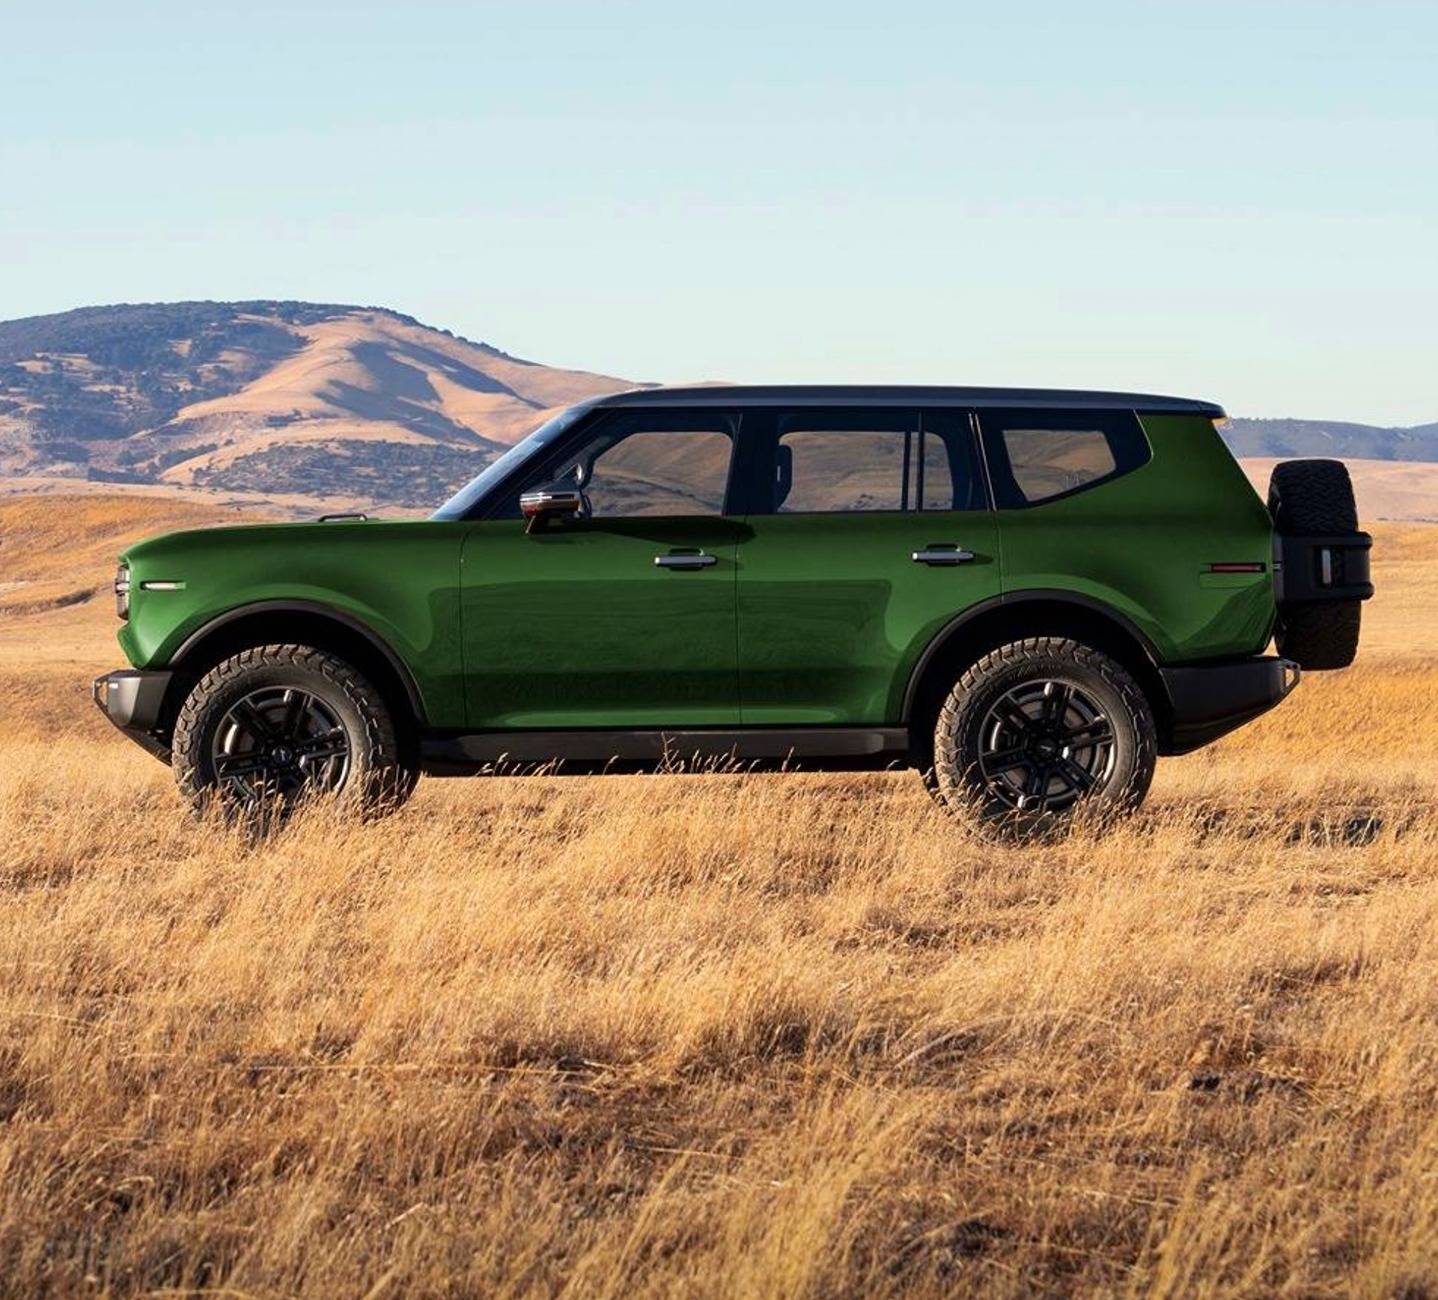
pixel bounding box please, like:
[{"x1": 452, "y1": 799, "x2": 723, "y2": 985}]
[
  {"x1": 1267, "y1": 459, "x2": 1363, "y2": 670},
  {"x1": 931, "y1": 636, "x2": 1157, "y2": 835}
]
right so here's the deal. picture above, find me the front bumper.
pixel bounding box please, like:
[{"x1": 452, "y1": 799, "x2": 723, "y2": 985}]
[
  {"x1": 92, "y1": 669, "x2": 174, "y2": 762},
  {"x1": 1159, "y1": 655, "x2": 1301, "y2": 755}
]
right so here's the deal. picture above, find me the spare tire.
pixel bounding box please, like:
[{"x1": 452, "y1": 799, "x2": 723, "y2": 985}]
[
  {"x1": 1268, "y1": 458, "x2": 1358, "y2": 535},
  {"x1": 1267, "y1": 459, "x2": 1365, "y2": 670}
]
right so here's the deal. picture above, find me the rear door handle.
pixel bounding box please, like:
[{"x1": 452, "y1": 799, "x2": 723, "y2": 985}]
[
  {"x1": 655, "y1": 551, "x2": 718, "y2": 570},
  {"x1": 912, "y1": 546, "x2": 975, "y2": 566}
]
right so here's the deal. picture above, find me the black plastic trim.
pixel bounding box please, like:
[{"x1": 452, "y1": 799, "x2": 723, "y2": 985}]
[
  {"x1": 92, "y1": 670, "x2": 174, "y2": 762},
  {"x1": 168, "y1": 600, "x2": 428, "y2": 722},
  {"x1": 1160, "y1": 656, "x2": 1300, "y2": 755},
  {"x1": 420, "y1": 726, "x2": 909, "y2": 775},
  {"x1": 900, "y1": 590, "x2": 1166, "y2": 721}
]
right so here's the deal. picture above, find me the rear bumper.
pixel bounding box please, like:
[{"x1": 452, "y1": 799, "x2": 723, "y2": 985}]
[
  {"x1": 1159, "y1": 656, "x2": 1300, "y2": 755},
  {"x1": 92, "y1": 669, "x2": 174, "y2": 762}
]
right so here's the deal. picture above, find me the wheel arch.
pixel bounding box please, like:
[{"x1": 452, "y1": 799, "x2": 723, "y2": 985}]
[
  {"x1": 157, "y1": 601, "x2": 427, "y2": 741},
  {"x1": 902, "y1": 592, "x2": 1172, "y2": 758}
]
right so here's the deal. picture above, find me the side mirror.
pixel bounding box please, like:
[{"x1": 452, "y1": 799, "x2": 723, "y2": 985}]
[{"x1": 520, "y1": 482, "x2": 586, "y2": 533}]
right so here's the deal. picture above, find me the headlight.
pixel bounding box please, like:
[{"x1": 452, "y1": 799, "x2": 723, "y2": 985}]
[{"x1": 115, "y1": 563, "x2": 130, "y2": 620}]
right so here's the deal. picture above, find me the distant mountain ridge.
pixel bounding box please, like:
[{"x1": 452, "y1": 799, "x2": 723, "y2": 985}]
[
  {"x1": 1, "y1": 301, "x2": 1433, "y2": 507},
  {"x1": 1222, "y1": 417, "x2": 1438, "y2": 463}
]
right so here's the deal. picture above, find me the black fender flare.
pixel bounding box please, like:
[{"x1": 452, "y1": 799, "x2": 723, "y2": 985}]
[
  {"x1": 900, "y1": 589, "x2": 1166, "y2": 722},
  {"x1": 169, "y1": 599, "x2": 428, "y2": 723}
]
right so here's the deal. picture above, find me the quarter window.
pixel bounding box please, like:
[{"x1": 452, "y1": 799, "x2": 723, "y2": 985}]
[{"x1": 978, "y1": 410, "x2": 1149, "y2": 507}]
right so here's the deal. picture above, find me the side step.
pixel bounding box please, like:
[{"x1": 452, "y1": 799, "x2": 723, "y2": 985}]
[{"x1": 419, "y1": 727, "x2": 910, "y2": 776}]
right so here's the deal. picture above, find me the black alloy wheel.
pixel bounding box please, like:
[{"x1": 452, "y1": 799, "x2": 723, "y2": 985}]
[
  {"x1": 209, "y1": 685, "x2": 351, "y2": 806},
  {"x1": 976, "y1": 678, "x2": 1116, "y2": 814}
]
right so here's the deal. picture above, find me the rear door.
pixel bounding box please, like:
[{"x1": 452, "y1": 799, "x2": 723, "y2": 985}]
[{"x1": 734, "y1": 406, "x2": 1000, "y2": 725}]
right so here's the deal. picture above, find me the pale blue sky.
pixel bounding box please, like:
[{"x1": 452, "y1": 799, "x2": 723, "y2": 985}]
[{"x1": 3, "y1": 1, "x2": 1434, "y2": 422}]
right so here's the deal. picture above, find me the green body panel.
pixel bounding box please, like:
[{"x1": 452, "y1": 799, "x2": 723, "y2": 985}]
[
  {"x1": 459, "y1": 517, "x2": 743, "y2": 728},
  {"x1": 735, "y1": 512, "x2": 1001, "y2": 724},
  {"x1": 115, "y1": 411, "x2": 1276, "y2": 736},
  {"x1": 994, "y1": 414, "x2": 1276, "y2": 664},
  {"x1": 118, "y1": 519, "x2": 469, "y2": 726}
]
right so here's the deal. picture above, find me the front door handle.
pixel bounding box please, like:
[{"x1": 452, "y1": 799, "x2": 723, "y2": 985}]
[
  {"x1": 912, "y1": 546, "x2": 975, "y2": 566},
  {"x1": 655, "y1": 551, "x2": 718, "y2": 570}
]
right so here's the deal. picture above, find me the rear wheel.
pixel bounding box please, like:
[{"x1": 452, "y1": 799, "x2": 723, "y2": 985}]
[
  {"x1": 172, "y1": 644, "x2": 417, "y2": 822},
  {"x1": 929, "y1": 637, "x2": 1156, "y2": 837}
]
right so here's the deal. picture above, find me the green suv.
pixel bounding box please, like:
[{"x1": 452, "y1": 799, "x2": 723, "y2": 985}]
[{"x1": 94, "y1": 386, "x2": 1374, "y2": 834}]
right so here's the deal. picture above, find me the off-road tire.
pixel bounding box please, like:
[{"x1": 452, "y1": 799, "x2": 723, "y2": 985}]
[
  {"x1": 1268, "y1": 458, "x2": 1358, "y2": 535},
  {"x1": 1271, "y1": 601, "x2": 1362, "y2": 672},
  {"x1": 172, "y1": 644, "x2": 417, "y2": 821},
  {"x1": 1267, "y1": 459, "x2": 1363, "y2": 669},
  {"x1": 929, "y1": 637, "x2": 1157, "y2": 838}
]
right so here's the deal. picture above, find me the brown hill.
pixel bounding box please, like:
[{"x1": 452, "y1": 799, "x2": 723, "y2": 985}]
[{"x1": 0, "y1": 302, "x2": 634, "y2": 506}]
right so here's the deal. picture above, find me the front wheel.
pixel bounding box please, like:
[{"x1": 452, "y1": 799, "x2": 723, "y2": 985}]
[
  {"x1": 929, "y1": 637, "x2": 1157, "y2": 837},
  {"x1": 171, "y1": 644, "x2": 417, "y2": 822}
]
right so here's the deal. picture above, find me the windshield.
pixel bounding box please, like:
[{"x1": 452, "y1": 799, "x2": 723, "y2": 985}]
[{"x1": 431, "y1": 405, "x2": 591, "y2": 520}]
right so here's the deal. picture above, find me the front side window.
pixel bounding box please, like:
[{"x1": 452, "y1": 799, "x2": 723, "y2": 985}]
[
  {"x1": 431, "y1": 404, "x2": 589, "y2": 520},
  {"x1": 513, "y1": 408, "x2": 738, "y2": 518},
  {"x1": 582, "y1": 427, "x2": 733, "y2": 516},
  {"x1": 750, "y1": 408, "x2": 984, "y2": 514},
  {"x1": 978, "y1": 410, "x2": 1150, "y2": 508}
]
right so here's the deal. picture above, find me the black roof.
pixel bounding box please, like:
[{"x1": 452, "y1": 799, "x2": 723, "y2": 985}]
[{"x1": 593, "y1": 384, "x2": 1225, "y2": 418}]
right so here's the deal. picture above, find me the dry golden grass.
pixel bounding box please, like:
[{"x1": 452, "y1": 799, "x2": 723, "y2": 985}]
[{"x1": 2, "y1": 496, "x2": 1437, "y2": 1297}]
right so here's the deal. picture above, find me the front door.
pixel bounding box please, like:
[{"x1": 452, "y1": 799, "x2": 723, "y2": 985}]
[
  {"x1": 460, "y1": 408, "x2": 743, "y2": 729},
  {"x1": 735, "y1": 407, "x2": 1001, "y2": 725}
]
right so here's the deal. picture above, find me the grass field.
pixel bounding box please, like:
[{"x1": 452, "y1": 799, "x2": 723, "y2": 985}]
[{"x1": 2, "y1": 495, "x2": 1437, "y2": 1297}]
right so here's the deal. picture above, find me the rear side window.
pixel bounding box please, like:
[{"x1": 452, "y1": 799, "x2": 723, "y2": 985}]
[
  {"x1": 978, "y1": 410, "x2": 1149, "y2": 508},
  {"x1": 779, "y1": 427, "x2": 907, "y2": 512},
  {"x1": 746, "y1": 407, "x2": 984, "y2": 514}
]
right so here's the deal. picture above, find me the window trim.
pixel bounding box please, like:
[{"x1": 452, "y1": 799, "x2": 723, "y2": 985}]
[
  {"x1": 976, "y1": 408, "x2": 1152, "y2": 510},
  {"x1": 924, "y1": 408, "x2": 994, "y2": 515}
]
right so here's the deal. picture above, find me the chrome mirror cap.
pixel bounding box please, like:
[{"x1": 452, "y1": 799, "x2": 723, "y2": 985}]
[{"x1": 520, "y1": 484, "x2": 585, "y2": 533}]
